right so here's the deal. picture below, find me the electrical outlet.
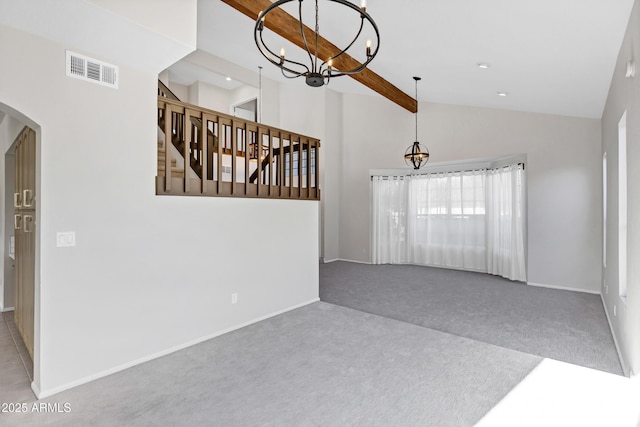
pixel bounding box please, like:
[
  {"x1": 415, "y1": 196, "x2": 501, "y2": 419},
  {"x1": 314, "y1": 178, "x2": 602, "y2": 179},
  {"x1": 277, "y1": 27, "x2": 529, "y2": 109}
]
[{"x1": 231, "y1": 293, "x2": 238, "y2": 304}]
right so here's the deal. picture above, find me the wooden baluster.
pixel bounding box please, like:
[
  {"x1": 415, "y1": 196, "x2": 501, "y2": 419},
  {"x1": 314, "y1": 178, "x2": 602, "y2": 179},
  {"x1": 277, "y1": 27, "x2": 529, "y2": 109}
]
[
  {"x1": 279, "y1": 134, "x2": 287, "y2": 197},
  {"x1": 309, "y1": 141, "x2": 314, "y2": 198},
  {"x1": 255, "y1": 127, "x2": 260, "y2": 195},
  {"x1": 208, "y1": 120, "x2": 215, "y2": 183},
  {"x1": 196, "y1": 118, "x2": 202, "y2": 166},
  {"x1": 231, "y1": 120, "x2": 237, "y2": 195},
  {"x1": 315, "y1": 141, "x2": 320, "y2": 198},
  {"x1": 257, "y1": 127, "x2": 266, "y2": 197},
  {"x1": 164, "y1": 104, "x2": 172, "y2": 192},
  {"x1": 268, "y1": 131, "x2": 274, "y2": 197},
  {"x1": 217, "y1": 119, "x2": 223, "y2": 196},
  {"x1": 184, "y1": 109, "x2": 192, "y2": 193},
  {"x1": 201, "y1": 113, "x2": 209, "y2": 194},
  {"x1": 245, "y1": 124, "x2": 255, "y2": 195},
  {"x1": 297, "y1": 139, "x2": 303, "y2": 198},
  {"x1": 306, "y1": 138, "x2": 311, "y2": 198},
  {"x1": 300, "y1": 139, "x2": 304, "y2": 196}
]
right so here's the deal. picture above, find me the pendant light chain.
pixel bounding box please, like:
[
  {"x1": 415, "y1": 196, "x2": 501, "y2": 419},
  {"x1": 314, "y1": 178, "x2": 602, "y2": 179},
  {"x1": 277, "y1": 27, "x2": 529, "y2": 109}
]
[
  {"x1": 258, "y1": 65, "x2": 263, "y2": 123},
  {"x1": 415, "y1": 77, "x2": 419, "y2": 142},
  {"x1": 314, "y1": 0, "x2": 320, "y2": 72}
]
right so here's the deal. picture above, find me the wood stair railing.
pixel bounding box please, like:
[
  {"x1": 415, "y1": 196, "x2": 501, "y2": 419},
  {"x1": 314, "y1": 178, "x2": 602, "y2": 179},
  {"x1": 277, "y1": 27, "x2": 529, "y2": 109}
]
[
  {"x1": 157, "y1": 81, "x2": 320, "y2": 200},
  {"x1": 157, "y1": 114, "x2": 205, "y2": 178},
  {"x1": 158, "y1": 80, "x2": 180, "y2": 101}
]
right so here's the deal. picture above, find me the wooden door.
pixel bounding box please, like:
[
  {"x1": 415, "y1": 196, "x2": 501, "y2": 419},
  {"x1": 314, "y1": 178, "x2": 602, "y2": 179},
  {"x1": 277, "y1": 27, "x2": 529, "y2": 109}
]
[{"x1": 14, "y1": 127, "x2": 35, "y2": 360}]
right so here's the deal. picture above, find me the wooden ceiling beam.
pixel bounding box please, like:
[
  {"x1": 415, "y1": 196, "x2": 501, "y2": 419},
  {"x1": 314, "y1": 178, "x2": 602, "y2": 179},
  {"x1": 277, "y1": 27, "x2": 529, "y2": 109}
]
[{"x1": 220, "y1": 0, "x2": 417, "y2": 113}]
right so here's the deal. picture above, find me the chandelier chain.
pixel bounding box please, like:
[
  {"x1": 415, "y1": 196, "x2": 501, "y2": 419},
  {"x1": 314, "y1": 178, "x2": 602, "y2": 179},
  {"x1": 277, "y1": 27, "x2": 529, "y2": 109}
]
[
  {"x1": 315, "y1": 0, "x2": 319, "y2": 71},
  {"x1": 415, "y1": 78, "x2": 418, "y2": 141}
]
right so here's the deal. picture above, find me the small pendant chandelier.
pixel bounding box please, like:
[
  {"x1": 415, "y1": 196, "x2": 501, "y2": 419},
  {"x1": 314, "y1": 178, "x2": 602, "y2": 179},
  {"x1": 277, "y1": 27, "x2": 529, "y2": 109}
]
[
  {"x1": 255, "y1": 0, "x2": 380, "y2": 87},
  {"x1": 404, "y1": 76, "x2": 429, "y2": 169}
]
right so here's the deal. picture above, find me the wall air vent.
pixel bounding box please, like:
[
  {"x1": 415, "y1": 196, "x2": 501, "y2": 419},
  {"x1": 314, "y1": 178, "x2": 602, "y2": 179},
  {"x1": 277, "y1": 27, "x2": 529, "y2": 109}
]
[{"x1": 65, "y1": 50, "x2": 118, "y2": 89}]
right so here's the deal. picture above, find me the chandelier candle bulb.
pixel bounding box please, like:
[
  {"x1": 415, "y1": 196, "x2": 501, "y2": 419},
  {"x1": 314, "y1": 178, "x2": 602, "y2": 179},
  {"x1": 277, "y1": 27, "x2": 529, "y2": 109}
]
[
  {"x1": 257, "y1": 10, "x2": 264, "y2": 29},
  {"x1": 366, "y1": 39, "x2": 372, "y2": 56},
  {"x1": 361, "y1": 0, "x2": 366, "y2": 11},
  {"x1": 279, "y1": 48, "x2": 285, "y2": 63}
]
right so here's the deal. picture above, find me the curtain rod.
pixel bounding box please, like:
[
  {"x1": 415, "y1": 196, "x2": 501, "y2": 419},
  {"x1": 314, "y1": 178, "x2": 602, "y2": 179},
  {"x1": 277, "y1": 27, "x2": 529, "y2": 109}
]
[{"x1": 371, "y1": 162, "x2": 524, "y2": 180}]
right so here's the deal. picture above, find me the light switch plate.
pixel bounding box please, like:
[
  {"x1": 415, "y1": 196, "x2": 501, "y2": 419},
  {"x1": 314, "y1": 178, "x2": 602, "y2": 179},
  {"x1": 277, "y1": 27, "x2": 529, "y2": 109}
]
[{"x1": 56, "y1": 231, "x2": 76, "y2": 247}]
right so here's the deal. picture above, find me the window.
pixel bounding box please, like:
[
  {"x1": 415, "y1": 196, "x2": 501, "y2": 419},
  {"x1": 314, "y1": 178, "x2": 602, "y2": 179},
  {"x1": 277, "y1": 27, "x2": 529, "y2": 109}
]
[
  {"x1": 618, "y1": 112, "x2": 627, "y2": 300},
  {"x1": 371, "y1": 163, "x2": 526, "y2": 281},
  {"x1": 285, "y1": 147, "x2": 316, "y2": 177}
]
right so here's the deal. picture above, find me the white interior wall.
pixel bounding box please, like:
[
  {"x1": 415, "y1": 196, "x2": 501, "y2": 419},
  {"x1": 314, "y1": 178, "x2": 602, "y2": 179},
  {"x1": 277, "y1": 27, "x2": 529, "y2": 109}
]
[
  {"x1": 158, "y1": 69, "x2": 169, "y2": 86},
  {"x1": 87, "y1": 0, "x2": 196, "y2": 50},
  {"x1": 279, "y1": 84, "x2": 327, "y2": 148},
  {"x1": 230, "y1": 85, "x2": 259, "y2": 113},
  {"x1": 258, "y1": 76, "x2": 281, "y2": 128},
  {"x1": 0, "y1": 0, "x2": 196, "y2": 73},
  {"x1": 338, "y1": 94, "x2": 602, "y2": 293},
  {"x1": 339, "y1": 95, "x2": 412, "y2": 264},
  {"x1": 167, "y1": 81, "x2": 189, "y2": 103},
  {"x1": 191, "y1": 80, "x2": 232, "y2": 113},
  {"x1": 322, "y1": 89, "x2": 343, "y2": 261},
  {"x1": 601, "y1": 0, "x2": 640, "y2": 377},
  {"x1": 0, "y1": 20, "x2": 318, "y2": 397},
  {"x1": 278, "y1": 84, "x2": 343, "y2": 261}
]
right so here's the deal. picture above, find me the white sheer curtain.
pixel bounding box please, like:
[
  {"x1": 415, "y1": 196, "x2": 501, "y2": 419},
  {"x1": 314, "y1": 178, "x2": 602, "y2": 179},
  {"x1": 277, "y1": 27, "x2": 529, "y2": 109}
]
[
  {"x1": 371, "y1": 176, "x2": 409, "y2": 264},
  {"x1": 485, "y1": 164, "x2": 526, "y2": 281},
  {"x1": 372, "y1": 163, "x2": 526, "y2": 281},
  {"x1": 407, "y1": 170, "x2": 487, "y2": 271}
]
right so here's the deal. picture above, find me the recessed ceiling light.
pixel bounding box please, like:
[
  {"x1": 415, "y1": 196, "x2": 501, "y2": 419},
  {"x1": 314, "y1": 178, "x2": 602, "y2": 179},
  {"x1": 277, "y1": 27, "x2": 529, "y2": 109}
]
[
  {"x1": 477, "y1": 63, "x2": 490, "y2": 69},
  {"x1": 226, "y1": 77, "x2": 232, "y2": 81},
  {"x1": 497, "y1": 92, "x2": 509, "y2": 97}
]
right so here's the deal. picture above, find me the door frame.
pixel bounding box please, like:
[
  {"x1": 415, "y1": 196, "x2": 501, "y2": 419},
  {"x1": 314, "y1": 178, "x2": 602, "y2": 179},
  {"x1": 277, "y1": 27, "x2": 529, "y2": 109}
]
[{"x1": 0, "y1": 102, "x2": 41, "y2": 396}]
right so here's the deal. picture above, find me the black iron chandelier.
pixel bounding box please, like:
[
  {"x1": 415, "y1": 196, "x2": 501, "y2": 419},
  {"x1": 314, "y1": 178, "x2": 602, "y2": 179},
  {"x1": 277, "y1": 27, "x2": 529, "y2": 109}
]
[
  {"x1": 404, "y1": 76, "x2": 429, "y2": 169},
  {"x1": 255, "y1": 0, "x2": 380, "y2": 87}
]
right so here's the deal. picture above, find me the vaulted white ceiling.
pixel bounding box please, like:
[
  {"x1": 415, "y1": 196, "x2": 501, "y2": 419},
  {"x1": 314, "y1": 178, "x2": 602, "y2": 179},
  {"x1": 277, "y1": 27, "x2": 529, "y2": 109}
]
[
  {"x1": 0, "y1": 0, "x2": 197, "y2": 73},
  {"x1": 1, "y1": 0, "x2": 633, "y2": 119},
  {"x1": 197, "y1": 0, "x2": 635, "y2": 119}
]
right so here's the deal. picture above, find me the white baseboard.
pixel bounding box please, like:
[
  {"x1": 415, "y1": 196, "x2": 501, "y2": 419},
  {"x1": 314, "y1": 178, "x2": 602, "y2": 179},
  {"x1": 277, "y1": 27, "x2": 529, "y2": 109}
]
[
  {"x1": 1, "y1": 306, "x2": 15, "y2": 313},
  {"x1": 33, "y1": 298, "x2": 320, "y2": 399},
  {"x1": 600, "y1": 293, "x2": 629, "y2": 377},
  {"x1": 31, "y1": 381, "x2": 42, "y2": 399},
  {"x1": 527, "y1": 281, "x2": 600, "y2": 295},
  {"x1": 323, "y1": 258, "x2": 371, "y2": 265}
]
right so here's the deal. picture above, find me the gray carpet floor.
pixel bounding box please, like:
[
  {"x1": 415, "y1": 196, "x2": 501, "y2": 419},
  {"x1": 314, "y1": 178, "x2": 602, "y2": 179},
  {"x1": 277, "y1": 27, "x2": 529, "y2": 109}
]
[
  {"x1": 320, "y1": 261, "x2": 623, "y2": 375},
  {"x1": 2, "y1": 303, "x2": 543, "y2": 427}
]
